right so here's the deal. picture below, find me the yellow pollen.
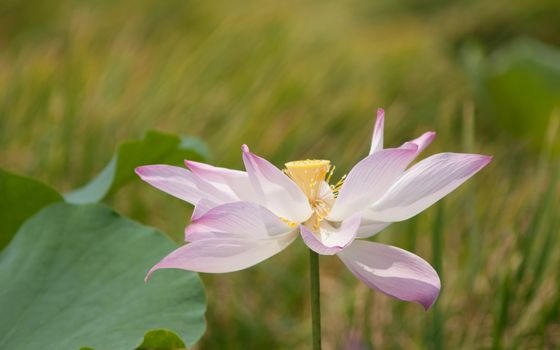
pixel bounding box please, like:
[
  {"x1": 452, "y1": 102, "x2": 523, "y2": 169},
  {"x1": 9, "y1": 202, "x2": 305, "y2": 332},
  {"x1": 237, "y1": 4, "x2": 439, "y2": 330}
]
[
  {"x1": 285, "y1": 159, "x2": 347, "y2": 232},
  {"x1": 280, "y1": 217, "x2": 298, "y2": 228},
  {"x1": 284, "y1": 159, "x2": 331, "y2": 201}
]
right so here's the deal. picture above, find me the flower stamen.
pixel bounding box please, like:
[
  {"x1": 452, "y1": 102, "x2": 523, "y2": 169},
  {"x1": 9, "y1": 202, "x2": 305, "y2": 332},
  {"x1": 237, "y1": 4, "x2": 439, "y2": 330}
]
[
  {"x1": 331, "y1": 174, "x2": 346, "y2": 196},
  {"x1": 285, "y1": 159, "x2": 347, "y2": 232},
  {"x1": 284, "y1": 159, "x2": 331, "y2": 201}
]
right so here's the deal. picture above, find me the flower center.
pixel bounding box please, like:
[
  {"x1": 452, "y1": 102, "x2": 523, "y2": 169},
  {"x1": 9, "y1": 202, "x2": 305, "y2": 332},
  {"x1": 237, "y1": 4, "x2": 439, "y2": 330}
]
[
  {"x1": 285, "y1": 159, "x2": 331, "y2": 201},
  {"x1": 285, "y1": 159, "x2": 340, "y2": 230}
]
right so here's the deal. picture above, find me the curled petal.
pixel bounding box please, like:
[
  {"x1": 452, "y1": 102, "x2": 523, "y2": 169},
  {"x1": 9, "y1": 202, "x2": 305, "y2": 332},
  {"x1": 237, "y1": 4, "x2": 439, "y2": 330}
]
[
  {"x1": 146, "y1": 234, "x2": 297, "y2": 278},
  {"x1": 369, "y1": 108, "x2": 385, "y2": 154},
  {"x1": 135, "y1": 165, "x2": 213, "y2": 205},
  {"x1": 328, "y1": 147, "x2": 418, "y2": 222},
  {"x1": 186, "y1": 201, "x2": 294, "y2": 241},
  {"x1": 400, "y1": 131, "x2": 436, "y2": 154},
  {"x1": 338, "y1": 240, "x2": 441, "y2": 309},
  {"x1": 300, "y1": 214, "x2": 361, "y2": 255},
  {"x1": 365, "y1": 153, "x2": 492, "y2": 222},
  {"x1": 242, "y1": 145, "x2": 312, "y2": 223}
]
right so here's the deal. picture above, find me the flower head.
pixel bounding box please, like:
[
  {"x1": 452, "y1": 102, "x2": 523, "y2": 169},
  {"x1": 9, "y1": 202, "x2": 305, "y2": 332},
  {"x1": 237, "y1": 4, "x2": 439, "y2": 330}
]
[{"x1": 136, "y1": 108, "x2": 491, "y2": 309}]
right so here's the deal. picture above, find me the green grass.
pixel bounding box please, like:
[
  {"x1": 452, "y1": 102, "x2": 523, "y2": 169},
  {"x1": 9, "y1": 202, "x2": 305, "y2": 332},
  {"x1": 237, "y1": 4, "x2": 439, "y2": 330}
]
[{"x1": 1, "y1": 0, "x2": 560, "y2": 348}]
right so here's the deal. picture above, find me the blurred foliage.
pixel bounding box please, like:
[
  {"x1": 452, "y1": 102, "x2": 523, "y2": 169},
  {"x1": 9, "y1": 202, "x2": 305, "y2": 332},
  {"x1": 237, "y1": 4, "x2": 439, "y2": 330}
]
[
  {"x1": 65, "y1": 130, "x2": 208, "y2": 204},
  {"x1": 0, "y1": 168, "x2": 62, "y2": 249},
  {"x1": 0, "y1": 203, "x2": 206, "y2": 349},
  {"x1": 462, "y1": 38, "x2": 560, "y2": 153},
  {"x1": 137, "y1": 329, "x2": 188, "y2": 350},
  {"x1": 0, "y1": 0, "x2": 559, "y2": 349}
]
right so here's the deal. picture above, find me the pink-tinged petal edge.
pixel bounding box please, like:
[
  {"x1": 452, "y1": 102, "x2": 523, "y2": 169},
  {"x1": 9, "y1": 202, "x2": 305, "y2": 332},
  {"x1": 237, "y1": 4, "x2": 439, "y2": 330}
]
[
  {"x1": 185, "y1": 159, "x2": 246, "y2": 178},
  {"x1": 338, "y1": 240, "x2": 441, "y2": 310},
  {"x1": 241, "y1": 145, "x2": 312, "y2": 223},
  {"x1": 299, "y1": 214, "x2": 361, "y2": 255},
  {"x1": 365, "y1": 153, "x2": 492, "y2": 222},
  {"x1": 184, "y1": 159, "x2": 259, "y2": 203},
  {"x1": 328, "y1": 146, "x2": 419, "y2": 222},
  {"x1": 369, "y1": 108, "x2": 385, "y2": 155},
  {"x1": 135, "y1": 165, "x2": 204, "y2": 205},
  {"x1": 146, "y1": 234, "x2": 297, "y2": 280}
]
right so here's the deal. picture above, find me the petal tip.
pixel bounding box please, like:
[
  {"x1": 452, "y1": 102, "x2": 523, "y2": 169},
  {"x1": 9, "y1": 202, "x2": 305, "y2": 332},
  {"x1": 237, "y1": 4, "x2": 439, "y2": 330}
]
[
  {"x1": 241, "y1": 144, "x2": 250, "y2": 152},
  {"x1": 135, "y1": 166, "x2": 147, "y2": 176},
  {"x1": 420, "y1": 273, "x2": 441, "y2": 310},
  {"x1": 419, "y1": 286, "x2": 441, "y2": 310},
  {"x1": 375, "y1": 108, "x2": 385, "y2": 126},
  {"x1": 481, "y1": 155, "x2": 493, "y2": 164},
  {"x1": 472, "y1": 154, "x2": 493, "y2": 170},
  {"x1": 144, "y1": 267, "x2": 156, "y2": 283},
  {"x1": 183, "y1": 159, "x2": 206, "y2": 174}
]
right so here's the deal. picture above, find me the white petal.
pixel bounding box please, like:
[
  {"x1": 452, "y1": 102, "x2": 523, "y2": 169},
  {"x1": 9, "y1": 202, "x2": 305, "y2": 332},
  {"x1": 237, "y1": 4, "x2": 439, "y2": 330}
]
[
  {"x1": 300, "y1": 214, "x2": 361, "y2": 255},
  {"x1": 369, "y1": 108, "x2": 385, "y2": 154},
  {"x1": 185, "y1": 201, "x2": 294, "y2": 241},
  {"x1": 185, "y1": 160, "x2": 259, "y2": 203},
  {"x1": 328, "y1": 147, "x2": 418, "y2": 221},
  {"x1": 135, "y1": 165, "x2": 228, "y2": 205},
  {"x1": 338, "y1": 240, "x2": 440, "y2": 309},
  {"x1": 364, "y1": 153, "x2": 492, "y2": 222},
  {"x1": 146, "y1": 234, "x2": 297, "y2": 276},
  {"x1": 242, "y1": 145, "x2": 312, "y2": 223},
  {"x1": 356, "y1": 218, "x2": 391, "y2": 238},
  {"x1": 191, "y1": 198, "x2": 219, "y2": 220}
]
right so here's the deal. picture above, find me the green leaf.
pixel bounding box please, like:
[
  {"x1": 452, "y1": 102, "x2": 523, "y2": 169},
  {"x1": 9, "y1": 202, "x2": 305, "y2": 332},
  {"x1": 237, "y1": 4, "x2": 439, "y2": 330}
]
[
  {"x1": 137, "y1": 329, "x2": 187, "y2": 350},
  {"x1": 0, "y1": 168, "x2": 63, "y2": 250},
  {"x1": 0, "y1": 203, "x2": 206, "y2": 350},
  {"x1": 466, "y1": 38, "x2": 560, "y2": 152},
  {"x1": 65, "y1": 130, "x2": 209, "y2": 204}
]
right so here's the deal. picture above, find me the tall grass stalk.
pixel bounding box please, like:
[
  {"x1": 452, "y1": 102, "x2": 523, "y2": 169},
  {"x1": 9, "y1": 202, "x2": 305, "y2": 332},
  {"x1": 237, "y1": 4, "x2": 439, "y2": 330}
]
[
  {"x1": 492, "y1": 273, "x2": 511, "y2": 350},
  {"x1": 428, "y1": 202, "x2": 444, "y2": 350},
  {"x1": 462, "y1": 101, "x2": 480, "y2": 284}
]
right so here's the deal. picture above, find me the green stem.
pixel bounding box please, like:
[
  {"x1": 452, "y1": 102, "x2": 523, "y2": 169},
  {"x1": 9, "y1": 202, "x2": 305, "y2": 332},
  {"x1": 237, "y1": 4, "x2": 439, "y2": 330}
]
[{"x1": 309, "y1": 249, "x2": 322, "y2": 350}]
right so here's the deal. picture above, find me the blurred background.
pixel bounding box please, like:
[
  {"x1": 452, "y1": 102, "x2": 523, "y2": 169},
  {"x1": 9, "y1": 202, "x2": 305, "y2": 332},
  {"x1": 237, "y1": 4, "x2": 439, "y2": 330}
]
[{"x1": 1, "y1": 0, "x2": 559, "y2": 348}]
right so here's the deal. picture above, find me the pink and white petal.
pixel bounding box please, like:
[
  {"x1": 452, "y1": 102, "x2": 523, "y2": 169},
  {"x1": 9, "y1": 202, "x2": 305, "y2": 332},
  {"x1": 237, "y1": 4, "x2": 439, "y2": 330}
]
[
  {"x1": 356, "y1": 219, "x2": 391, "y2": 238},
  {"x1": 242, "y1": 145, "x2": 312, "y2": 223},
  {"x1": 338, "y1": 240, "x2": 440, "y2": 309},
  {"x1": 146, "y1": 234, "x2": 297, "y2": 278},
  {"x1": 186, "y1": 201, "x2": 294, "y2": 242},
  {"x1": 369, "y1": 108, "x2": 385, "y2": 154},
  {"x1": 400, "y1": 131, "x2": 436, "y2": 154},
  {"x1": 300, "y1": 214, "x2": 361, "y2": 255},
  {"x1": 185, "y1": 160, "x2": 259, "y2": 202},
  {"x1": 318, "y1": 181, "x2": 335, "y2": 208},
  {"x1": 365, "y1": 153, "x2": 492, "y2": 222},
  {"x1": 191, "y1": 198, "x2": 219, "y2": 221},
  {"x1": 135, "y1": 165, "x2": 207, "y2": 205},
  {"x1": 328, "y1": 147, "x2": 419, "y2": 222}
]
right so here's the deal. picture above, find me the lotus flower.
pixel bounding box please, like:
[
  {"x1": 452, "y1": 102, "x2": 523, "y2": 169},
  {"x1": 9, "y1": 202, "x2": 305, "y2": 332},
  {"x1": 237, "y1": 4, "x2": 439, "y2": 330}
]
[{"x1": 136, "y1": 109, "x2": 491, "y2": 309}]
